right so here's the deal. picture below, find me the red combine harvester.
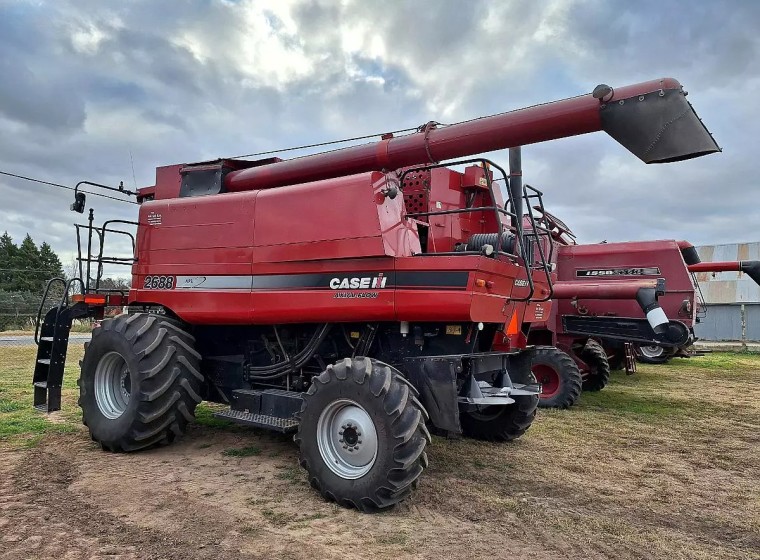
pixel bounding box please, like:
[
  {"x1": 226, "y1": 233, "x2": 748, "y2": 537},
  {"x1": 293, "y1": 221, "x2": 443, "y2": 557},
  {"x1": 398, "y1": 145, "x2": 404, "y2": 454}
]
[
  {"x1": 32, "y1": 78, "x2": 717, "y2": 511},
  {"x1": 525, "y1": 216, "x2": 760, "y2": 408}
]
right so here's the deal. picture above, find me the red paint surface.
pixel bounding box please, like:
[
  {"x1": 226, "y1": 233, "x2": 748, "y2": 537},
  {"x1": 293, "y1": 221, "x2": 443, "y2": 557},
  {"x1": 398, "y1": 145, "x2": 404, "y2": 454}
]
[
  {"x1": 130, "y1": 162, "x2": 528, "y2": 327},
  {"x1": 688, "y1": 261, "x2": 743, "y2": 273},
  {"x1": 552, "y1": 279, "x2": 660, "y2": 299},
  {"x1": 552, "y1": 240, "x2": 696, "y2": 329}
]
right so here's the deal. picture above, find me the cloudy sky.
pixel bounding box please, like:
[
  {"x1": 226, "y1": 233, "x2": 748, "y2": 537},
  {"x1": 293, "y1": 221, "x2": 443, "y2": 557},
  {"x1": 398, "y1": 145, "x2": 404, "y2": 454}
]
[{"x1": 1, "y1": 0, "x2": 758, "y2": 272}]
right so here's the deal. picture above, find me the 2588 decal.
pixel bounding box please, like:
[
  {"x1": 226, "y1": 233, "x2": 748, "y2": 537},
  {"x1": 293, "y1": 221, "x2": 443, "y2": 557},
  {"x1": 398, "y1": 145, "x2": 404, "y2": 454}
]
[{"x1": 143, "y1": 275, "x2": 175, "y2": 289}]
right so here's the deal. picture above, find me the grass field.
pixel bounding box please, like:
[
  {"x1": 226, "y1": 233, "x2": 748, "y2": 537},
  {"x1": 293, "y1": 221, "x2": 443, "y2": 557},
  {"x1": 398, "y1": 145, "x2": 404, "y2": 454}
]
[{"x1": 1, "y1": 347, "x2": 759, "y2": 559}]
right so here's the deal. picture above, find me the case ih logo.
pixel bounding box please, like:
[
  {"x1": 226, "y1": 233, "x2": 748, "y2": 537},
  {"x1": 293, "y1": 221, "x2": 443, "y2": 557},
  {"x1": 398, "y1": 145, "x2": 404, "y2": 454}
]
[
  {"x1": 329, "y1": 273, "x2": 389, "y2": 290},
  {"x1": 576, "y1": 267, "x2": 661, "y2": 277}
]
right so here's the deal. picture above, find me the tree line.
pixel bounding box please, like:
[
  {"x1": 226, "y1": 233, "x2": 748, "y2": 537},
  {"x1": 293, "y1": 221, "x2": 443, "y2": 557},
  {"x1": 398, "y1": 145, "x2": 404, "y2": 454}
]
[
  {"x1": 0, "y1": 232, "x2": 132, "y2": 331},
  {"x1": 0, "y1": 232, "x2": 66, "y2": 330},
  {"x1": 0, "y1": 232, "x2": 65, "y2": 293}
]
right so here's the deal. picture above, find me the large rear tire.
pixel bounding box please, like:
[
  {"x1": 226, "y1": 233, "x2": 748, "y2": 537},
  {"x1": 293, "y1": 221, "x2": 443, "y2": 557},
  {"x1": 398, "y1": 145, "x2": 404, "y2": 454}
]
[
  {"x1": 296, "y1": 357, "x2": 430, "y2": 512},
  {"x1": 581, "y1": 340, "x2": 611, "y2": 392},
  {"x1": 78, "y1": 313, "x2": 203, "y2": 452},
  {"x1": 532, "y1": 346, "x2": 582, "y2": 409},
  {"x1": 459, "y1": 363, "x2": 539, "y2": 442}
]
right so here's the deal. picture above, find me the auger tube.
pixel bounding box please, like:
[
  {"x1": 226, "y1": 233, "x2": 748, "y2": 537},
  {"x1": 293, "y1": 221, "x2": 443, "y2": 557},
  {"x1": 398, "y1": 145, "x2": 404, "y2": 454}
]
[
  {"x1": 225, "y1": 77, "x2": 719, "y2": 192},
  {"x1": 689, "y1": 260, "x2": 760, "y2": 286},
  {"x1": 552, "y1": 279, "x2": 670, "y2": 334},
  {"x1": 551, "y1": 279, "x2": 664, "y2": 300}
]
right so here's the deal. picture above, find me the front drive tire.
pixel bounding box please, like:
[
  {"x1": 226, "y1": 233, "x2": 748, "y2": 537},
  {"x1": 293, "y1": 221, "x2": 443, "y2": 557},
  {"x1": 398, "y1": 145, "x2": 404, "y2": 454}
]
[
  {"x1": 460, "y1": 361, "x2": 539, "y2": 442},
  {"x1": 581, "y1": 339, "x2": 611, "y2": 392},
  {"x1": 296, "y1": 357, "x2": 430, "y2": 512},
  {"x1": 78, "y1": 313, "x2": 203, "y2": 452},
  {"x1": 533, "y1": 346, "x2": 582, "y2": 409}
]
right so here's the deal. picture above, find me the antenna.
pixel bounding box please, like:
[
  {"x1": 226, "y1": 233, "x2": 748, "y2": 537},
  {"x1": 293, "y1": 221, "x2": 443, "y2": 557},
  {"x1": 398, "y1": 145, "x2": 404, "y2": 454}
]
[{"x1": 129, "y1": 149, "x2": 137, "y2": 190}]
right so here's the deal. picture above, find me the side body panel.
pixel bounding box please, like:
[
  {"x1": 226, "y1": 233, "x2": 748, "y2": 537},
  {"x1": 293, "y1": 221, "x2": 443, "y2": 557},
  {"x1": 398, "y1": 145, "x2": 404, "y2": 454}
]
[
  {"x1": 553, "y1": 240, "x2": 696, "y2": 334},
  {"x1": 130, "y1": 170, "x2": 523, "y2": 326}
]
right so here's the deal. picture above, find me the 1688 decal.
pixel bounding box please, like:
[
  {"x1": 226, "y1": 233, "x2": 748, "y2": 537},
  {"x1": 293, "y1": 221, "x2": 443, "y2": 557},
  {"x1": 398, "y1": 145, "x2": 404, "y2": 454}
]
[{"x1": 143, "y1": 275, "x2": 175, "y2": 289}]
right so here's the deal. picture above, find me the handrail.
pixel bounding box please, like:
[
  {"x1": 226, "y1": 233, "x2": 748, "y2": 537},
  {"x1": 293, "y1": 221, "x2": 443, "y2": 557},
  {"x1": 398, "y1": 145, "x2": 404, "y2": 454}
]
[
  {"x1": 34, "y1": 277, "x2": 86, "y2": 344},
  {"x1": 398, "y1": 157, "x2": 553, "y2": 302},
  {"x1": 34, "y1": 278, "x2": 66, "y2": 345},
  {"x1": 74, "y1": 216, "x2": 137, "y2": 293}
]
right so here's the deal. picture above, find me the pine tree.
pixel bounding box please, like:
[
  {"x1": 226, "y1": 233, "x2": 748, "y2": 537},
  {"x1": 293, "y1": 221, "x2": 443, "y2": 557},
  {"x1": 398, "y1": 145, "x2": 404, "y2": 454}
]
[
  {"x1": 0, "y1": 231, "x2": 18, "y2": 291},
  {"x1": 39, "y1": 242, "x2": 65, "y2": 278},
  {"x1": 16, "y1": 234, "x2": 43, "y2": 292}
]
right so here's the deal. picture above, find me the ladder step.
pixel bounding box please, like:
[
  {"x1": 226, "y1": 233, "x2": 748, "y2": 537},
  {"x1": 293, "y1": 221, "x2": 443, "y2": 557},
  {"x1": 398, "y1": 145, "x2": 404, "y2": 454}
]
[
  {"x1": 37, "y1": 358, "x2": 51, "y2": 365},
  {"x1": 213, "y1": 409, "x2": 299, "y2": 433}
]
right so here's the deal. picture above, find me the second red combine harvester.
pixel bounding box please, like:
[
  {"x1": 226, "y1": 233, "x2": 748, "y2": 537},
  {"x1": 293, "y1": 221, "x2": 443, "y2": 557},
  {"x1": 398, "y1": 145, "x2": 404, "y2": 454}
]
[
  {"x1": 32, "y1": 78, "x2": 718, "y2": 511},
  {"x1": 524, "y1": 203, "x2": 759, "y2": 408}
]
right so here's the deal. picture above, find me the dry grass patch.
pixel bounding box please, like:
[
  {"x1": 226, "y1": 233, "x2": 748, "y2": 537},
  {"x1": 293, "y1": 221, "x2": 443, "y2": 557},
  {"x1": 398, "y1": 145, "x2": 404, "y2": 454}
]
[{"x1": 1, "y1": 349, "x2": 758, "y2": 559}]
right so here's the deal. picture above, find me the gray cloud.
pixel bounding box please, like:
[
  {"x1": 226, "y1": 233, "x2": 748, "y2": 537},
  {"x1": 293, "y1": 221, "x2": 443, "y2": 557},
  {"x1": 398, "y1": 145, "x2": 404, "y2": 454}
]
[{"x1": 0, "y1": 0, "x2": 759, "y2": 278}]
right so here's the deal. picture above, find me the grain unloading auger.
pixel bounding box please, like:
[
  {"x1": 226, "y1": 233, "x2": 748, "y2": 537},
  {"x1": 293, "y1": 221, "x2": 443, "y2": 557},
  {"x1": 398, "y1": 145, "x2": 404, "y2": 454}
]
[
  {"x1": 31, "y1": 78, "x2": 718, "y2": 511},
  {"x1": 688, "y1": 260, "x2": 760, "y2": 284}
]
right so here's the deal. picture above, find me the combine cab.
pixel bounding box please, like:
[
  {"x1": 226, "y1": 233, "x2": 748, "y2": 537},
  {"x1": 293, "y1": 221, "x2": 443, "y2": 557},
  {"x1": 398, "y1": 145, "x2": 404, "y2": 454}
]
[{"x1": 32, "y1": 77, "x2": 718, "y2": 510}]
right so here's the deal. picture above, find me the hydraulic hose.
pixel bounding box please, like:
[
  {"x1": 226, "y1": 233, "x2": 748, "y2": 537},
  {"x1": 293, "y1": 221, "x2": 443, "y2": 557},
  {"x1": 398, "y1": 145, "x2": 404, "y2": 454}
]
[{"x1": 247, "y1": 324, "x2": 332, "y2": 380}]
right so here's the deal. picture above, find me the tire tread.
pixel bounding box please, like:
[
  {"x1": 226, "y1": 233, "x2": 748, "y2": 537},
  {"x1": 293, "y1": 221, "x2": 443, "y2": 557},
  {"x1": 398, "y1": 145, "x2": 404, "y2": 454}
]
[
  {"x1": 78, "y1": 313, "x2": 202, "y2": 453},
  {"x1": 295, "y1": 357, "x2": 428, "y2": 513}
]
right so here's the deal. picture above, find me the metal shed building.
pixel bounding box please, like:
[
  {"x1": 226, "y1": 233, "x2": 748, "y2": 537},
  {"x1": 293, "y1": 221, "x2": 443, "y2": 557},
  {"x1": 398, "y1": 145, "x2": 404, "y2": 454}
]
[{"x1": 693, "y1": 242, "x2": 760, "y2": 342}]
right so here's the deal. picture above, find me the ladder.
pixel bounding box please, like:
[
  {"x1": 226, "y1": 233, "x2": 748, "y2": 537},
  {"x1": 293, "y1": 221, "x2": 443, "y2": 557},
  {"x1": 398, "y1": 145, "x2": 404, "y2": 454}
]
[{"x1": 32, "y1": 278, "x2": 90, "y2": 412}]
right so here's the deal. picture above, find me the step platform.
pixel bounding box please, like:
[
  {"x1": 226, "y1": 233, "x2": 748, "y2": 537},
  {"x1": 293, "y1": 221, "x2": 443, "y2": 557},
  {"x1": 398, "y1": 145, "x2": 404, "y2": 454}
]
[
  {"x1": 213, "y1": 409, "x2": 299, "y2": 433},
  {"x1": 213, "y1": 388, "x2": 304, "y2": 433}
]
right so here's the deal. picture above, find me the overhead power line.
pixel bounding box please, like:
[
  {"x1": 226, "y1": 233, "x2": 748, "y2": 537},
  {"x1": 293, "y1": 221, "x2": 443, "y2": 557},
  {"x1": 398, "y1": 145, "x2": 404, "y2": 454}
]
[
  {"x1": 0, "y1": 170, "x2": 138, "y2": 205},
  {"x1": 225, "y1": 92, "x2": 589, "y2": 161},
  {"x1": 227, "y1": 126, "x2": 421, "y2": 159},
  {"x1": 0, "y1": 268, "x2": 65, "y2": 272}
]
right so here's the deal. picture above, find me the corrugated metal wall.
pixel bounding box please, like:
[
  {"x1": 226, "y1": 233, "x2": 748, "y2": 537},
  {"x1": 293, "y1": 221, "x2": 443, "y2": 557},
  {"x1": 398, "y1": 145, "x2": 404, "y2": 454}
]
[
  {"x1": 695, "y1": 243, "x2": 760, "y2": 303},
  {"x1": 693, "y1": 304, "x2": 760, "y2": 341},
  {"x1": 694, "y1": 243, "x2": 760, "y2": 342}
]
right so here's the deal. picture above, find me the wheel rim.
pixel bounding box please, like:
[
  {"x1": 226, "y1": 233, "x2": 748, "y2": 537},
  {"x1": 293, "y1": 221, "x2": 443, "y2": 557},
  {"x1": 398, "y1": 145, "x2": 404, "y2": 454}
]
[
  {"x1": 94, "y1": 351, "x2": 131, "y2": 419},
  {"x1": 316, "y1": 399, "x2": 378, "y2": 480},
  {"x1": 532, "y1": 364, "x2": 560, "y2": 398},
  {"x1": 639, "y1": 345, "x2": 664, "y2": 359}
]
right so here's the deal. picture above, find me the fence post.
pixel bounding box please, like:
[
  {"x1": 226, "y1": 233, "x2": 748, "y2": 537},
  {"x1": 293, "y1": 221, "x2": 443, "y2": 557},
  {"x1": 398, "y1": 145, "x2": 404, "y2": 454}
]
[{"x1": 741, "y1": 303, "x2": 747, "y2": 352}]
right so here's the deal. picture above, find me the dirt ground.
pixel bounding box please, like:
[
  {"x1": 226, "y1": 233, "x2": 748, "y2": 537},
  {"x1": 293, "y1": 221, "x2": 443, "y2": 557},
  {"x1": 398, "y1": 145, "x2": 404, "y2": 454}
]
[{"x1": 1, "y1": 353, "x2": 759, "y2": 560}]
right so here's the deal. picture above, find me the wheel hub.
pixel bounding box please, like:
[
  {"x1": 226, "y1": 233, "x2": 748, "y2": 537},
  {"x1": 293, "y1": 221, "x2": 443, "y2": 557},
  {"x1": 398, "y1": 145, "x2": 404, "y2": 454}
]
[
  {"x1": 94, "y1": 351, "x2": 131, "y2": 419},
  {"x1": 532, "y1": 364, "x2": 560, "y2": 398},
  {"x1": 317, "y1": 399, "x2": 378, "y2": 479},
  {"x1": 340, "y1": 423, "x2": 361, "y2": 449}
]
